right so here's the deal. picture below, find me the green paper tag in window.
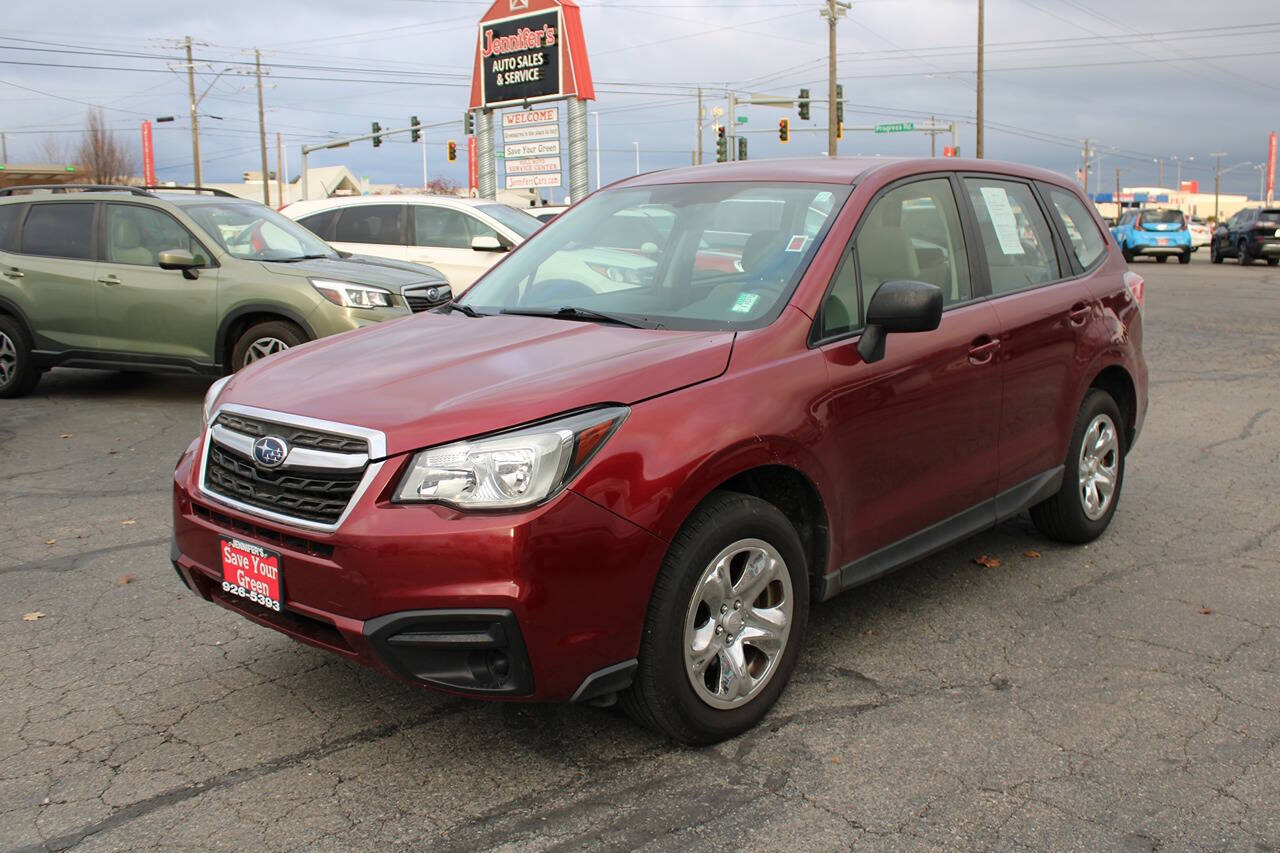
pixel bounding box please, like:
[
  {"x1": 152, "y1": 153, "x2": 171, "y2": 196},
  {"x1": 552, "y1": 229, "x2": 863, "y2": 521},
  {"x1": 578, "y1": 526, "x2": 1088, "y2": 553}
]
[{"x1": 731, "y1": 292, "x2": 760, "y2": 314}]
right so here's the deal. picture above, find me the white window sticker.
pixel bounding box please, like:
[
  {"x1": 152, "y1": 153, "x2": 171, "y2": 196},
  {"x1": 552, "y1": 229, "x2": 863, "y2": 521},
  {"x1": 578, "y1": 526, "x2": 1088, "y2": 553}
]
[
  {"x1": 980, "y1": 186, "x2": 1026, "y2": 256},
  {"x1": 731, "y1": 292, "x2": 760, "y2": 313}
]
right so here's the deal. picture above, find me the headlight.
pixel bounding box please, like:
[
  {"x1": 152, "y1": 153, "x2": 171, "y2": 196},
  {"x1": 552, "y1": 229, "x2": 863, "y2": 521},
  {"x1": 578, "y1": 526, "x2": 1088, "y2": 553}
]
[
  {"x1": 394, "y1": 407, "x2": 628, "y2": 510},
  {"x1": 202, "y1": 375, "x2": 232, "y2": 426},
  {"x1": 310, "y1": 278, "x2": 395, "y2": 309}
]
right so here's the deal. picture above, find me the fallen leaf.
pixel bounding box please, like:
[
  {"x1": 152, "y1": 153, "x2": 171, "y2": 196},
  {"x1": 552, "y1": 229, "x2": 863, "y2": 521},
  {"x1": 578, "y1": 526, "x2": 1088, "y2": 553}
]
[
  {"x1": 118, "y1": 575, "x2": 135, "y2": 586},
  {"x1": 107, "y1": 450, "x2": 118, "y2": 455},
  {"x1": 974, "y1": 555, "x2": 1002, "y2": 569},
  {"x1": 1023, "y1": 549, "x2": 1041, "y2": 559},
  {"x1": 862, "y1": 628, "x2": 875, "y2": 636},
  {"x1": 59, "y1": 434, "x2": 72, "y2": 439},
  {"x1": 44, "y1": 539, "x2": 56, "y2": 546},
  {"x1": 1199, "y1": 607, "x2": 1213, "y2": 615},
  {"x1": 831, "y1": 756, "x2": 842, "y2": 764},
  {"x1": 22, "y1": 612, "x2": 44, "y2": 622},
  {"x1": 120, "y1": 519, "x2": 136, "y2": 526}
]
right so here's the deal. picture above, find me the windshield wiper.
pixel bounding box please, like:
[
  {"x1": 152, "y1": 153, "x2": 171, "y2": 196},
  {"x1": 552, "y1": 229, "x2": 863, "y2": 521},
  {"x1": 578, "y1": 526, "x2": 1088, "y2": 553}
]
[
  {"x1": 500, "y1": 306, "x2": 651, "y2": 329},
  {"x1": 259, "y1": 253, "x2": 334, "y2": 263},
  {"x1": 437, "y1": 302, "x2": 485, "y2": 318}
]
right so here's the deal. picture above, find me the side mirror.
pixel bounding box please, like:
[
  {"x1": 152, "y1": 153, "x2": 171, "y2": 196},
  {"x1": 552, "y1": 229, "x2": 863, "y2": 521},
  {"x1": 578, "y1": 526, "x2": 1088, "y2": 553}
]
[
  {"x1": 471, "y1": 235, "x2": 506, "y2": 252},
  {"x1": 856, "y1": 280, "x2": 943, "y2": 364},
  {"x1": 157, "y1": 249, "x2": 201, "y2": 280}
]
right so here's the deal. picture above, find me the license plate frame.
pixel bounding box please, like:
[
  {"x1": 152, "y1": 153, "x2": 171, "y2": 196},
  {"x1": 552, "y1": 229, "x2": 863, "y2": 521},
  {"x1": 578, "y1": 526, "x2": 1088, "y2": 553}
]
[{"x1": 219, "y1": 536, "x2": 284, "y2": 613}]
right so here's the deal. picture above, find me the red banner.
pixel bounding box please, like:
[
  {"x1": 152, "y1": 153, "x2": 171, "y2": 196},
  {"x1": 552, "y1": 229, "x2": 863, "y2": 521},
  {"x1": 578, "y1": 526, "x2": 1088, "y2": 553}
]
[
  {"x1": 1267, "y1": 131, "x2": 1276, "y2": 202},
  {"x1": 467, "y1": 137, "x2": 478, "y2": 196},
  {"x1": 141, "y1": 121, "x2": 156, "y2": 185}
]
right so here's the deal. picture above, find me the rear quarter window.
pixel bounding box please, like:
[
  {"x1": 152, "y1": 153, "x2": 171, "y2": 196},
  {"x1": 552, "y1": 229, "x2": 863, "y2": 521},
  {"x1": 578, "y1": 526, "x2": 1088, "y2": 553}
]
[
  {"x1": 1045, "y1": 187, "x2": 1107, "y2": 269},
  {"x1": 0, "y1": 204, "x2": 23, "y2": 252}
]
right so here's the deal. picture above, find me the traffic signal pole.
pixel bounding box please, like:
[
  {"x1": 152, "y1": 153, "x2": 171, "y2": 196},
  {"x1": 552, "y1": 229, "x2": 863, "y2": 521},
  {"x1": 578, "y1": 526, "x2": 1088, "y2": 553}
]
[{"x1": 299, "y1": 118, "x2": 455, "y2": 200}]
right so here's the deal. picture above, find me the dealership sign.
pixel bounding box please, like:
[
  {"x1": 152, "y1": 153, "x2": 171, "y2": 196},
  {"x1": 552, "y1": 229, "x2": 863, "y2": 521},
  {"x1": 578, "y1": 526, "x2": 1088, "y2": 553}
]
[
  {"x1": 503, "y1": 123, "x2": 559, "y2": 142},
  {"x1": 505, "y1": 140, "x2": 560, "y2": 159},
  {"x1": 470, "y1": 0, "x2": 594, "y2": 110},
  {"x1": 507, "y1": 173, "x2": 562, "y2": 189}
]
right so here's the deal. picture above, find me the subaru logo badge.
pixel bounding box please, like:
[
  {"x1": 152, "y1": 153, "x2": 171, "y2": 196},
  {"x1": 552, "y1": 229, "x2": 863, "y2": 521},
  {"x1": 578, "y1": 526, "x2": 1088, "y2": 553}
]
[{"x1": 253, "y1": 435, "x2": 288, "y2": 468}]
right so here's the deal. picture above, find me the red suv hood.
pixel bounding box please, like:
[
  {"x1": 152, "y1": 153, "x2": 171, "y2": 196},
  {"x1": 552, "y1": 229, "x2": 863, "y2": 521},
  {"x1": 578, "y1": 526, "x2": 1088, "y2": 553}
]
[{"x1": 219, "y1": 313, "x2": 734, "y2": 458}]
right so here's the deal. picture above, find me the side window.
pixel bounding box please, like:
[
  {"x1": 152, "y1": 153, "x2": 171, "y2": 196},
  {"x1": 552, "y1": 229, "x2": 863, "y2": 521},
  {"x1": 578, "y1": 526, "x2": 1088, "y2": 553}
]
[
  {"x1": 463, "y1": 213, "x2": 501, "y2": 243},
  {"x1": 105, "y1": 204, "x2": 204, "y2": 267},
  {"x1": 413, "y1": 206, "x2": 479, "y2": 250},
  {"x1": 820, "y1": 251, "x2": 860, "y2": 338},
  {"x1": 855, "y1": 178, "x2": 971, "y2": 317},
  {"x1": 963, "y1": 178, "x2": 1061, "y2": 294},
  {"x1": 296, "y1": 209, "x2": 339, "y2": 241},
  {"x1": 0, "y1": 204, "x2": 23, "y2": 252},
  {"x1": 1046, "y1": 187, "x2": 1107, "y2": 269},
  {"x1": 20, "y1": 203, "x2": 94, "y2": 260},
  {"x1": 333, "y1": 205, "x2": 404, "y2": 246}
]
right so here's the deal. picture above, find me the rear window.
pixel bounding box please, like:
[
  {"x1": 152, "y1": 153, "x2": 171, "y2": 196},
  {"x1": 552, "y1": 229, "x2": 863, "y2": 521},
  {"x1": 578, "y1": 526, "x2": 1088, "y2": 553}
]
[
  {"x1": 20, "y1": 203, "x2": 94, "y2": 260},
  {"x1": 1139, "y1": 209, "x2": 1184, "y2": 225},
  {"x1": 0, "y1": 204, "x2": 23, "y2": 252},
  {"x1": 1046, "y1": 187, "x2": 1107, "y2": 269},
  {"x1": 1259, "y1": 209, "x2": 1280, "y2": 221}
]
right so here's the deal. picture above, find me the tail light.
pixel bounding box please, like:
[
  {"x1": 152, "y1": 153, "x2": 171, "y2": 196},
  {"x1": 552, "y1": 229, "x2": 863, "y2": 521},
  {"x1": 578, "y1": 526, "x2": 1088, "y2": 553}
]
[{"x1": 1124, "y1": 270, "x2": 1145, "y2": 312}]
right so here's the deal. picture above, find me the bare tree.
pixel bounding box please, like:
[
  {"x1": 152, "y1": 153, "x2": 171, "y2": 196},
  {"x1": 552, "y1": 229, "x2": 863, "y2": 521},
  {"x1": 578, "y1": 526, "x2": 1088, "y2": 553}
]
[
  {"x1": 36, "y1": 134, "x2": 73, "y2": 165},
  {"x1": 426, "y1": 176, "x2": 460, "y2": 195},
  {"x1": 75, "y1": 108, "x2": 136, "y2": 184}
]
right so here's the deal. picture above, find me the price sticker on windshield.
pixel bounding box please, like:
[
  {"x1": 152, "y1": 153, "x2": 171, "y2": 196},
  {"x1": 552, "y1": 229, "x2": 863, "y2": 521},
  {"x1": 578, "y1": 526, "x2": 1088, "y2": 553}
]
[{"x1": 785, "y1": 235, "x2": 809, "y2": 252}]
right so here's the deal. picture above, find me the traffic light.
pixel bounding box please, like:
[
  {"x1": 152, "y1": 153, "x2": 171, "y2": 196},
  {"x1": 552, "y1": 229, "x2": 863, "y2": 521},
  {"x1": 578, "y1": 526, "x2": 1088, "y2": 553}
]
[
  {"x1": 943, "y1": 145, "x2": 958, "y2": 157},
  {"x1": 715, "y1": 125, "x2": 727, "y2": 163},
  {"x1": 837, "y1": 122, "x2": 844, "y2": 141},
  {"x1": 447, "y1": 140, "x2": 457, "y2": 162},
  {"x1": 738, "y1": 137, "x2": 747, "y2": 161},
  {"x1": 835, "y1": 84, "x2": 844, "y2": 124},
  {"x1": 464, "y1": 111, "x2": 475, "y2": 136},
  {"x1": 798, "y1": 88, "x2": 810, "y2": 121},
  {"x1": 410, "y1": 116, "x2": 421, "y2": 143},
  {"x1": 779, "y1": 118, "x2": 790, "y2": 143},
  {"x1": 371, "y1": 122, "x2": 382, "y2": 148}
]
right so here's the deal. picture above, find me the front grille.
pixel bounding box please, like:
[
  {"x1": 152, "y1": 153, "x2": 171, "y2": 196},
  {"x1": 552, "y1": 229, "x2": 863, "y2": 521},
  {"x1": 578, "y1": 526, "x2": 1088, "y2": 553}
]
[
  {"x1": 214, "y1": 413, "x2": 368, "y2": 455},
  {"x1": 401, "y1": 283, "x2": 450, "y2": 313},
  {"x1": 405, "y1": 294, "x2": 433, "y2": 312},
  {"x1": 192, "y1": 501, "x2": 335, "y2": 558},
  {"x1": 204, "y1": 443, "x2": 364, "y2": 525}
]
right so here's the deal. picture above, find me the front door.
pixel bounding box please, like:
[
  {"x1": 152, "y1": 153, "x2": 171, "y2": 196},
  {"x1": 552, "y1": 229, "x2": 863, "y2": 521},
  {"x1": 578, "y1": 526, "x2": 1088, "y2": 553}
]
[
  {"x1": 408, "y1": 204, "x2": 505, "y2": 292},
  {"x1": 818, "y1": 176, "x2": 1003, "y2": 571},
  {"x1": 95, "y1": 203, "x2": 218, "y2": 363}
]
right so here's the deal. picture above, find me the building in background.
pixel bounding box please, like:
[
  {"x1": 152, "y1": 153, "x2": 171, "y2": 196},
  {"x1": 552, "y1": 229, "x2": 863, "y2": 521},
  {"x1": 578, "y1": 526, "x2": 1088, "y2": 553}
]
[{"x1": 0, "y1": 163, "x2": 83, "y2": 191}]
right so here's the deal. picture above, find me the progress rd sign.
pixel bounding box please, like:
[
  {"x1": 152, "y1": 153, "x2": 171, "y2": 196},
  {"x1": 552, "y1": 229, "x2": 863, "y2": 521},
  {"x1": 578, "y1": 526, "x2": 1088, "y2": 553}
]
[{"x1": 874, "y1": 122, "x2": 915, "y2": 134}]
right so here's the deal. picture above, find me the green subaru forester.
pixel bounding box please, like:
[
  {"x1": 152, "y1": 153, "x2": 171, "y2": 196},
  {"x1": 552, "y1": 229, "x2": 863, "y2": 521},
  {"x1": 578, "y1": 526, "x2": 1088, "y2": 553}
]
[{"x1": 0, "y1": 185, "x2": 451, "y2": 397}]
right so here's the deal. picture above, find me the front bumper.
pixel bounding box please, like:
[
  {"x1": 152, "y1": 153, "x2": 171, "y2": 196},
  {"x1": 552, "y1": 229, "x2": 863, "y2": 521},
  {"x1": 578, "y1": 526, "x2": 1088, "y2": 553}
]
[{"x1": 171, "y1": 435, "x2": 667, "y2": 701}]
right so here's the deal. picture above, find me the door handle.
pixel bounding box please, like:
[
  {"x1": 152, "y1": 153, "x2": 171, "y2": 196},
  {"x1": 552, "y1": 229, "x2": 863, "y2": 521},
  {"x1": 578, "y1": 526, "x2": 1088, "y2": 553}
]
[
  {"x1": 2, "y1": 268, "x2": 23, "y2": 279},
  {"x1": 97, "y1": 274, "x2": 122, "y2": 286},
  {"x1": 967, "y1": 337, "x2": 1001, "y2": 366},
  {"x1": 1067, "y1": 302, "x2": 1091, "y2": 326}
]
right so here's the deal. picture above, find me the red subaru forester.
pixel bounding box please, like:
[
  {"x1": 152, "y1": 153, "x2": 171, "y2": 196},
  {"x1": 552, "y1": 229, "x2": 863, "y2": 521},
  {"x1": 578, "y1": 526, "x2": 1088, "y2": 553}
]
[{"x1": 173, "y1": 157, "x2": 1147, "y2": 744}]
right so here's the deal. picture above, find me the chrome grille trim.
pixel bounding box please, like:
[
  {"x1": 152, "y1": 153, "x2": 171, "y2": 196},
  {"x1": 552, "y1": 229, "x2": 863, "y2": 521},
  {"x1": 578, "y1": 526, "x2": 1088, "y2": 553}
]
[{"x1": 209, "y1": 424, "x2": 368, "y2": 470}]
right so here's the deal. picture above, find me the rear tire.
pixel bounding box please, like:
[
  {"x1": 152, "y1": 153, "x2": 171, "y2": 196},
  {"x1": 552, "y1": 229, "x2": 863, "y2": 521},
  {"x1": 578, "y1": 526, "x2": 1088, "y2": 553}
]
[
  {"x1": 621, "y1": 491, "x2": 809, "y2": 745},
  {"x1": 1030, "y1": 389, "x2": 1127, "y2": 544},
  {"x1": 231, "y1": 320, "x2": 307, "y2": 370},
  {"x1": 1211, "y1": 242, "x2": 1223, "y2": 264},
  {"x1": 1238, "y1": 240, "x2": 1254, "y2": 266},
  {"x1": 0, "y1": 315, "x2": 41, "y2": 398}
]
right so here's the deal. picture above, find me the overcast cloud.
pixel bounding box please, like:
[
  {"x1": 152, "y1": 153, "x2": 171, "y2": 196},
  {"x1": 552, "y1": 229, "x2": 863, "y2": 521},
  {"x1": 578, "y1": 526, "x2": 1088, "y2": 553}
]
[{"x1": 2, "y1": 0, "x2": 1276, "y2": 197}]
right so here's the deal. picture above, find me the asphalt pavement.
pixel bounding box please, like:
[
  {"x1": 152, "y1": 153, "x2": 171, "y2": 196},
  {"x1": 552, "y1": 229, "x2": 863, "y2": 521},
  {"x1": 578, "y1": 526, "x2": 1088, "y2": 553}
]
[{"x1": 1, "y1": 251, "x2": 1277, "y2": 851}]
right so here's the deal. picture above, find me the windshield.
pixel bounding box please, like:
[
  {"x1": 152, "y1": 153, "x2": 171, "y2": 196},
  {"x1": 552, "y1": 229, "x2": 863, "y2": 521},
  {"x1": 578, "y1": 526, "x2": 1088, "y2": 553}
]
[
  {"x1": 1139, "y1": 209, "x2": 1184, "y2": 226},
  {"x1": 184, "y1": 202, "x2": 337, "y2": 261},
  {"x1": 476, "y1": 203, "x2": 542, "y2": 240},
  {"x1": 460, "y1": 182, "x2": 850, "y2": 331}
]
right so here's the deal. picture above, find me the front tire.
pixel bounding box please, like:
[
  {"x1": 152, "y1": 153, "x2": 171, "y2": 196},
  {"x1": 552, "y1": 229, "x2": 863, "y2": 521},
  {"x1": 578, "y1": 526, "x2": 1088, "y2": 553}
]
[
  {"x1": 0, "y1": 316, "x2": 41, "y2": 398},
  {"x1": 1121, "y1": 244, "x2": 1134, "y2": 263},
  {"x1": 1030, "y1": 390, "x2": 1126, "y2": 544},
  {"x1": 1178, "y1": 250, "x2": 1191, "y2": 265},
  {"x1": 1268, "y1": 258, "x2": 1279, "y2": 266},
  {"x1": 231, "y1": 320, "x2": 307, "y2": 370},
  {"x1": 1211, "y1": 242, "x2": 1223, "y2": 264},
  {"x1": 621, "y1": 491, "x2": 809, "y2": 745}
]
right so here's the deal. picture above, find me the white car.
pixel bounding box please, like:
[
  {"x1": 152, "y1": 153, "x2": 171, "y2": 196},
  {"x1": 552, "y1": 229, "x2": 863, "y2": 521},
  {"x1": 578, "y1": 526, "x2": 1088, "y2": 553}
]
[
  {"x1": 1188, "y1": 218, "x2": 1212, "y2": 251},
  {"x1": 282, "y1": 195, "x2": 542, "y2": 293},
  {"x1": 531, "y1": 205, "x2": 569, "y2": 224}
]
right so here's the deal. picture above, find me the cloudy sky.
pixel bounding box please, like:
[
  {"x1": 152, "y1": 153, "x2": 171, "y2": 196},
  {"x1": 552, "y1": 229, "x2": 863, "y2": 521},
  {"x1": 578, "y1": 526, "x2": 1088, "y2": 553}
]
[{"x1": 2, "y1": 0, "x2": 1276, "y2": 198}]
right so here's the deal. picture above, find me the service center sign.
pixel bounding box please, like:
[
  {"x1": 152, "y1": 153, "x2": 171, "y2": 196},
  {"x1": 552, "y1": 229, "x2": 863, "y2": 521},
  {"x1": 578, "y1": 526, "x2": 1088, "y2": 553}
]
[{"x1": 480, "y1": 9, "x2": 562, "y2": 108}]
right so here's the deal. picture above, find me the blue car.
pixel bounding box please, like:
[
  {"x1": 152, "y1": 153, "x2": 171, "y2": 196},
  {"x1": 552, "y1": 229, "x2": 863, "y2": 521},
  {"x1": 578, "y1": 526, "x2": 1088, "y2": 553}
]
[{"x1": 1111, "y1": 208, "x2": 1192, "y2": 264}]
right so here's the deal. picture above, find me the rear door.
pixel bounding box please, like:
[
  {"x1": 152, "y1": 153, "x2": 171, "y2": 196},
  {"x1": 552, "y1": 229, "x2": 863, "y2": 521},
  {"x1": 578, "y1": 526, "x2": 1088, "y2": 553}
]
[
  {"x1": 8, "y1": 202, "x2": 101, "y2": 352},
  {"x1": 95, "y1": 202, "x2": 219, "y2": 362},
  {"x1": 960, "y1": 175, "x2": 1098, "y2": 501},
  {"x1": 329, "y1": 204, "x2": 409, "y2": 262}
]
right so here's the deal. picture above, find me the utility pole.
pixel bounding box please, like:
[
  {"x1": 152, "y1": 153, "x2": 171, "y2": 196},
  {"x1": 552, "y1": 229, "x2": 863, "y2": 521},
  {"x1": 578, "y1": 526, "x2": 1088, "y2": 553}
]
[
  {"x1": 1, "y1": 132, "x2": 7, "y2": 164},
  {"x1": 1082, "y1": 139, "x2": 1091, "y2": 196},
  {"x1": 820, "y1": 0, "x2": 850, "y2": 157},
  {"x1": 255, "y1": 49, "x2": 269, "y2": 206},
  {"x1": 976, "y1": 0, "x2": 985, "y2": 159},
  {"x1": 930, "y1": 115, "x2": 936, "y2": 157},
  {"x1": 1210, "y1": 152, "x2": 1227, "y2": 222},
  {"x1": 276, "y1": 132, "x2": 284, "y2": 208},
  {"x1": 1115, "y1": 167, "x2": 1122, "y2": 220},
  {"x1": 1156, "y1": 158, "x2": 1163, "y2": 188},
  {"x1": 696, "y1": 87, "x2": 703, "y2": 166},
  {"x1": 185, "y1": 36, "x2": 202, "y2": 188}
]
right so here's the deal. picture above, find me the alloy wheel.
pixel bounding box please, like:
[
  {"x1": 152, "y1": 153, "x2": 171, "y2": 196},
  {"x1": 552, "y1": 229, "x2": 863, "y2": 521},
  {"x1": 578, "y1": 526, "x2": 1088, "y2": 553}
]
[
  {"x1": 0, "y1": 332, "x2": 16, "y2": 387},
  {"x1": 243, "y1": 337, "x2": 290, "y2": 365},
  {"x1": 1078, "y1": 413, "x2": 1119, "y2": 521},
  {"x1": 683, "y1": 538, "x2": 793, "y2": 709}
]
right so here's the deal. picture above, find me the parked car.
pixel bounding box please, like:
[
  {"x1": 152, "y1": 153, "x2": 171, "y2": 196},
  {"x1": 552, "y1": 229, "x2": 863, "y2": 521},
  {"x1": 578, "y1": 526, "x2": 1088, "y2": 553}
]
[
  {"x1": 1110, "y1": 208, "x2": 1192, "y2": 263},
  {"x1": 283, "y1": 195, "x2": 542, "y2": 293},
  {"x1": 1210, "y1": 207, "x2": 1280, "y2": 265},
  {"x1": 1188, "y1": 217, "x2": 1211, "y2": 251},
  {"x1": 174, "y1": 157, "x2": 1147, "y2": 744},
  {"x1": 532, "y1": 205, "x2": 569, "y2": 223},
  {"x1": 0, "y1": 185, "x2": 449, "y2": 398}
]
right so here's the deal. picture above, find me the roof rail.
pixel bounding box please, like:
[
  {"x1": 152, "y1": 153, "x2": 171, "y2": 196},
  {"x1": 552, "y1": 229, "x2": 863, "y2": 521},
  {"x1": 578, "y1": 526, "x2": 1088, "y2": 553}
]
[
  {"x1": 0, "y1": 184, "x2": 152, "y2": 198},
  {"x1": 140, "y1": 185, "x2": 237, "y2": 198}
]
